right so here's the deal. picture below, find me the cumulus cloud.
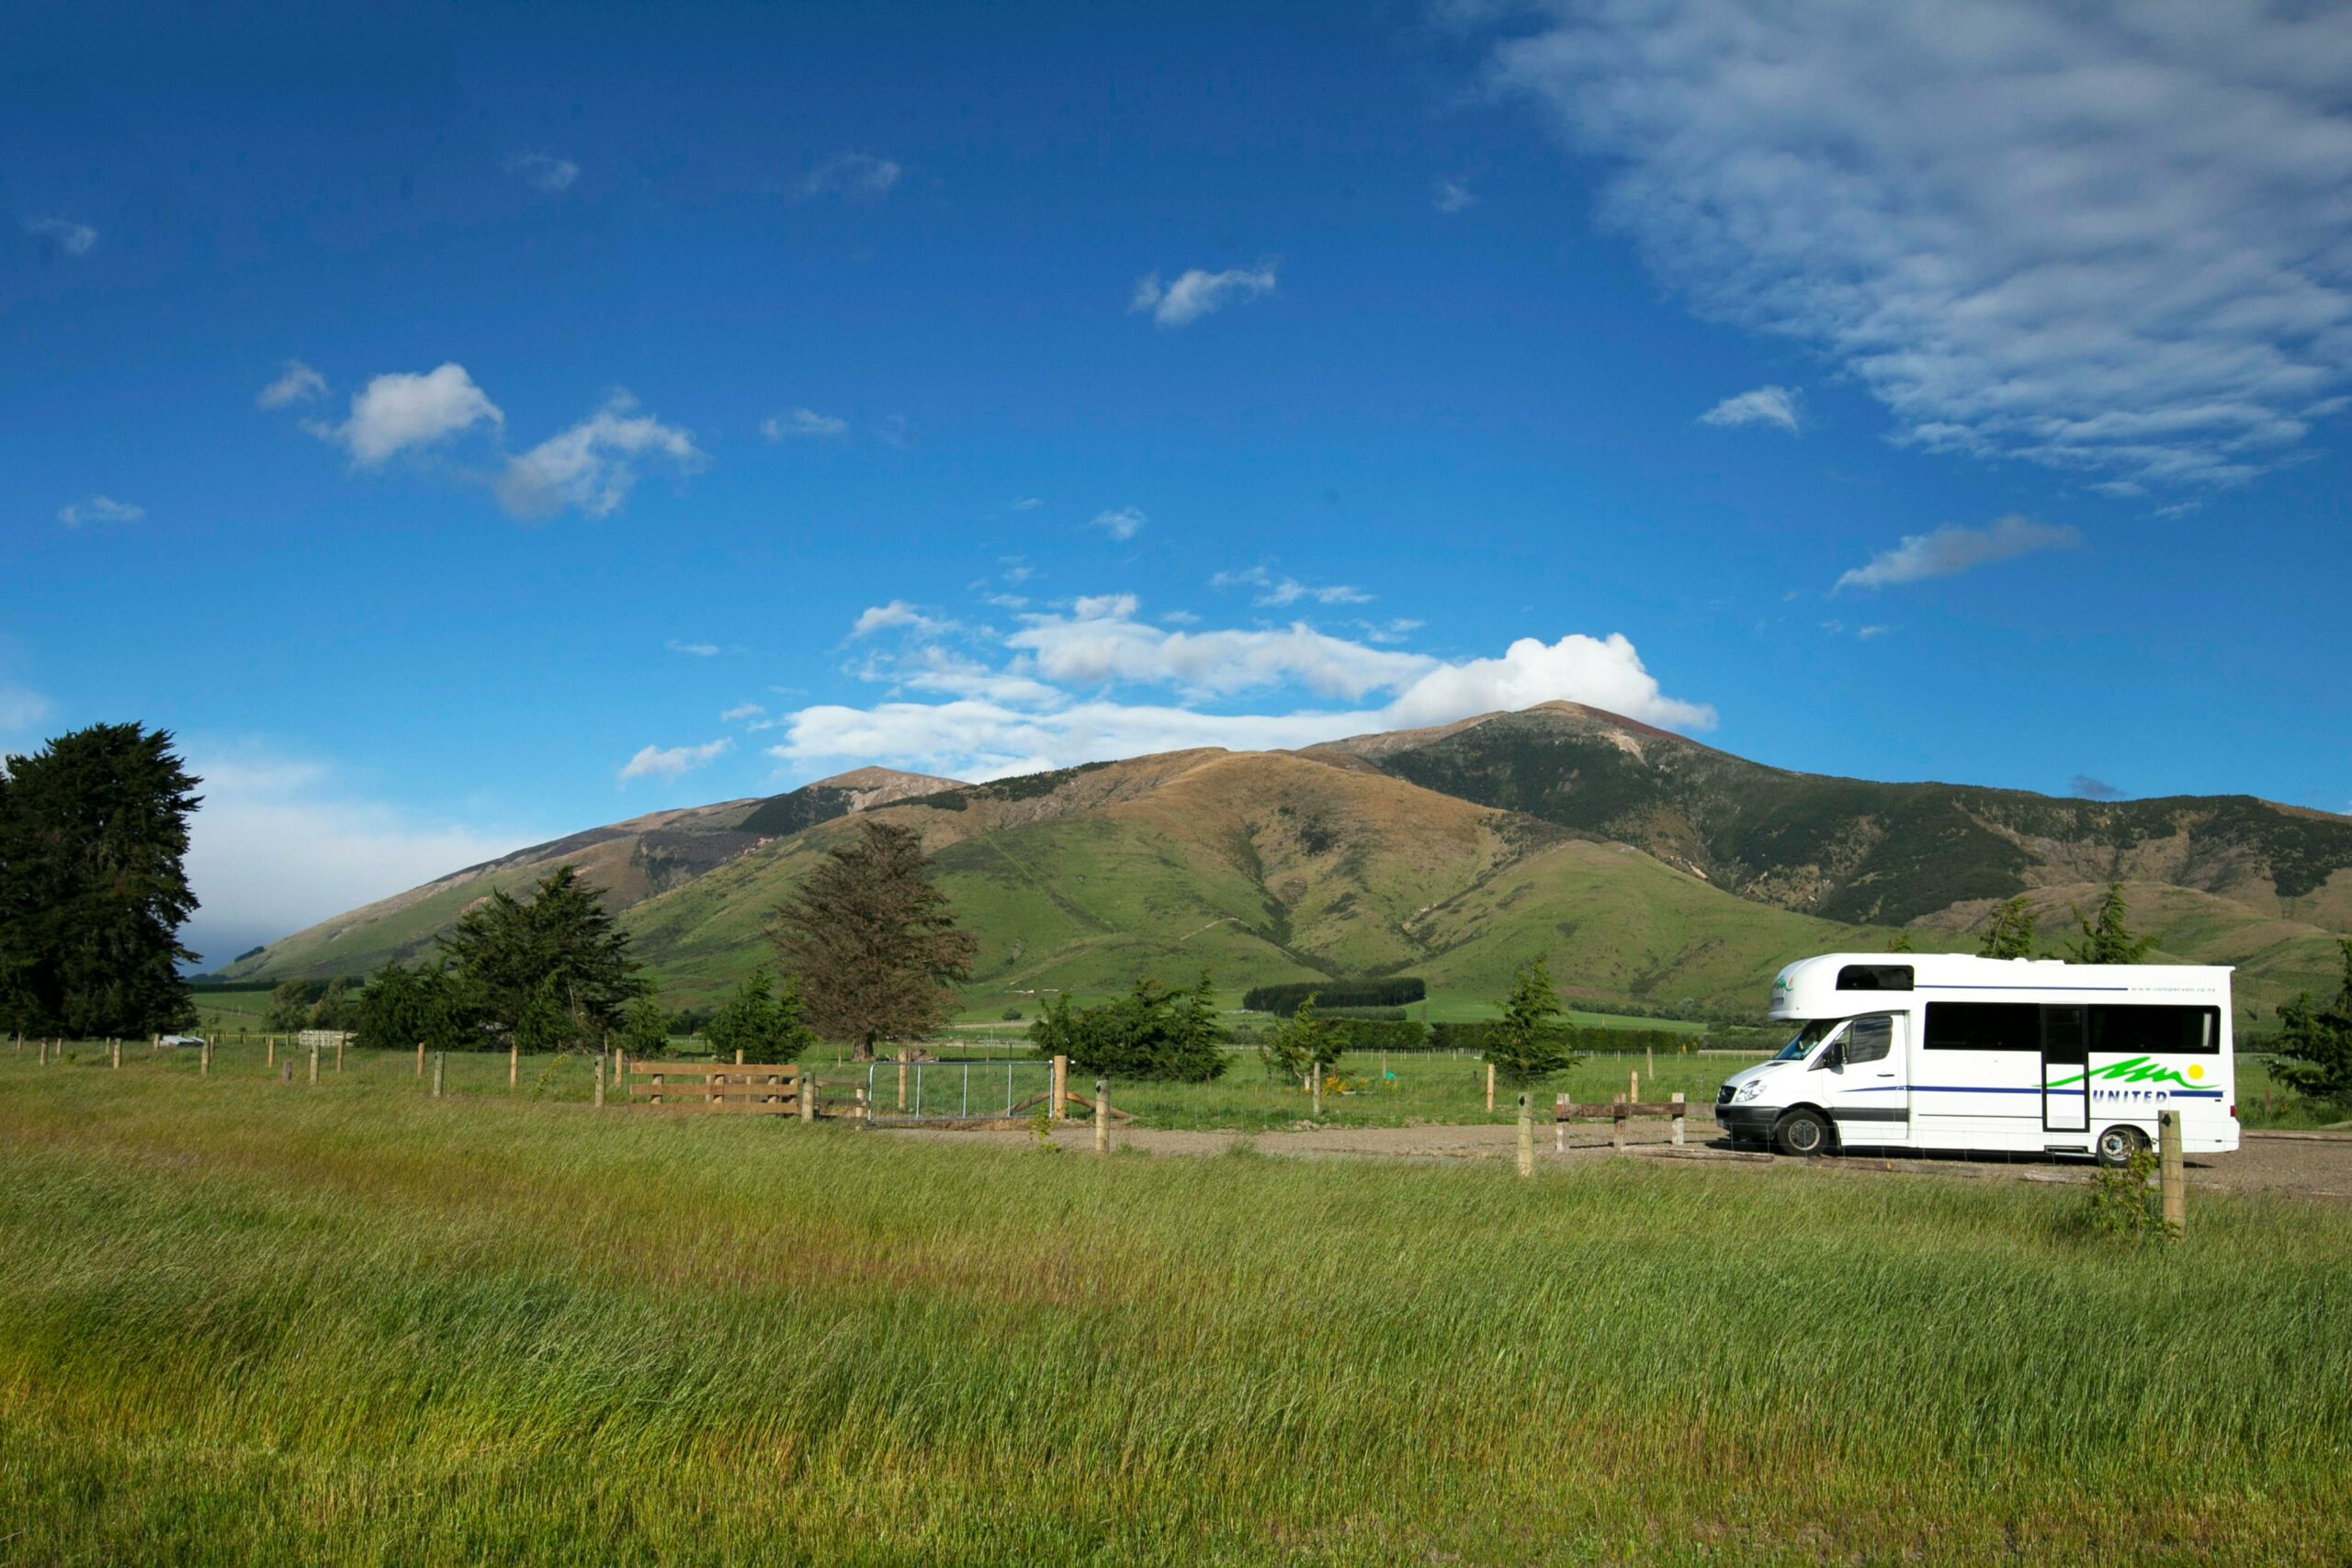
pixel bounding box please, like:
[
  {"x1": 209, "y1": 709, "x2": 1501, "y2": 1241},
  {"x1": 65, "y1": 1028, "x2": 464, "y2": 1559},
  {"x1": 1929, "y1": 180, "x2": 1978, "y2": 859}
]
[
  {"x1": 2072, "y1": 774, "x2": 2126, "y2": 800},
  {"x1": 504, "y1": 152, "x2": 580, "y2": 193},
  {"x1": 178, "y1": 744, "x2": 542, "y2": 969},
  {"x1": 767, "y1": 592, "x2": 1712, "y2": 781},
  {"x1": 1485, "y1": 1, "x2": 2352, "y2": 491},
  {"x1": 24, "y1": 217, "x2": 96, "y2": 256},
  {"x1": 57, "y1": 495, "x2": 145, "y2": 527},
  {"x1": 762, "y1": 408, "x2": 849, "y2": 441},
  {"x1": 256, "y1": 360, "x2": 327, "y2": 410},
  {"x1": 1700, "y1": 385, "x2": 1804, "y2": 434},
  {"x1": 320, "y1": 363, "x2": 503, "y2": 466},
  {"x1": 801, "y1": 152, "x2": 901, "y2": 200},
  {"x1": 850, "y1": 601, "x2": 957, "y2": 639},
  {"x1": 1129, "y1": 263, "x2": 1279, "y2": 328},
  {"x1": 1212, "y1": 566, "x2": 1373, "y2": 608},
  {"x1": 1089, "y1": 506, "x2": 1147, "y2": 541},
  {"x1": 493, "y1": 394, "x2": 704, "y2": 519},
  {"x1": 1835, "y1": 514, "x2": 2082, "y2": 592},
  {"x1": 619, "y1": 738, "x2": 732, "y2": 783},
  {"x1": 1433, "y1": 178, "x2": 1479, "y2": 214}
]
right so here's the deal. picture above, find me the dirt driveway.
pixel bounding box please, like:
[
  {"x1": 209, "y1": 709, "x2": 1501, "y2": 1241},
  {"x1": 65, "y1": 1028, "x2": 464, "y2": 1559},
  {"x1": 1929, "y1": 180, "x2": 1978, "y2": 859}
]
[{"x1": 888, "y1": 1121, "x2": 2352, "y2": 1201}]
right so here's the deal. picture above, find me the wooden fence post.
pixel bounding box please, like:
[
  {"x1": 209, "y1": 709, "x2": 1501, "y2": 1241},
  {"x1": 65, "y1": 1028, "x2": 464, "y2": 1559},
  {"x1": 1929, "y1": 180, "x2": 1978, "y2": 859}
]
[
  {"x1": 1630, "y1": 1069, "x2": 1640, "y2": 1106},
  {"x1": 1670, "y1": 1091, "x2": 1687, "y2": 1146},
  {"x1": 1051, "y1": 1054, "x2": 1069, "y2": 1121},
  {"x1": 735, "y1": 1048, "x2": 744, "y2": 1066},
  {"x1": 594, "y1": 1055, "x2": 605, "y2": 1109},
  {"x1": 1094, "y1": 1077, "x2": 1111, "y2": 1156},
  {"x1": 2158, "y1": 1110, "x2": 2186, "y2": 1235},
  {"x1": 1516, "y1": 1091, "x2": 1533, "y2": 1179},
  {"x1": 854, "y1": 1085, "x2": 869, "y2": 1123},
  {"x1": 509, "y1": 1041, "x2": 520, "y2": 1092},
  {"x1": 416, "y1": 1041, "x2": 425, "y2": 1078},
  {"x1": 1647, "y1": 1043, "x2": 1656, "y2": 1082},
  {"x1": 1611, "y1": 1093, "x2": 1626, "y2": 1155},
  {"x1": 898, "y1": 1050, "x2": 910, "y2": 1112},
  {"x1": 1310, "y1": 1060, "x2": 1323, "y2": 1118},
  {"x1": 309, "y1": 1042, "x2": 320, "y2": 1085},
  {"x1": 1555, "y1": 1092, "x2": 1567, "y2": 1155},
  {"x1": 111, "y1": 1038, "x2": 121, "y2": 1070},
  {"x1": 432, "y1": 1053, "x2": 445, "y2": 1099},
  {"x1": 281, "y1": 1060, "x2": 292, "y2": 1084},
  {"x1": 266, "y1": 1036, "x2": 276, "y2": 1070},
  {"x1": 335, "y1": 1037, "x2": 345, "y2": 1073},
  {"x1": 800, "y1": 1070, "x2": 818, "y2": 1122},
  {"x1": 201, "y1": 1039, "x2": 212, "y2": 1077},
  {"x1": 650, "y1": 1071, "x2": 664, "y2": 1107},
  {"x1": 1485, "y1": 1062, "x2": 1496, "y2": 1114},
  {"x1": 37, "y1": 1038, "x2": 47, "y2": 1066}
]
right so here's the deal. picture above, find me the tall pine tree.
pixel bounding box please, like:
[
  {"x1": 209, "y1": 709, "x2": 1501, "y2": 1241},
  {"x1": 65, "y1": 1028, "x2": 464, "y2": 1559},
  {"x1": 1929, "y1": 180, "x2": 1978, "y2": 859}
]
[
  {"x1": 769, "y1": 818, "x2": 976, "y2": 1061},
  {"x1": 0, "y1": 723, "x2": 201, "y2": 1037},
  {"x1": 437, "y1": 864, "x2": 643, "y2": 1050}
]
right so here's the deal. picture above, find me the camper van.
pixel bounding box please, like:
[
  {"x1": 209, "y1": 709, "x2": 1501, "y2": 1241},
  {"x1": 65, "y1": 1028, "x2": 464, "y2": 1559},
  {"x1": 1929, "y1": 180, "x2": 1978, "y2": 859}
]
[{"x1": 1716, "y1": 953, "x2": 2238, "y2": 1166}]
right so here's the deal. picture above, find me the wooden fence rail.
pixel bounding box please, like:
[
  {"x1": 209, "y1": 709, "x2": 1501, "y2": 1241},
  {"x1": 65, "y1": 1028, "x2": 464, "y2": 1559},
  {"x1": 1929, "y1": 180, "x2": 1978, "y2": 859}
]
[
  {"x1": 1557, "y1": 1090, "x2": 1689, "y2": 1153},
  {"x1": 627, "y1": 1062, "x2": 802, "y2": 1114}
]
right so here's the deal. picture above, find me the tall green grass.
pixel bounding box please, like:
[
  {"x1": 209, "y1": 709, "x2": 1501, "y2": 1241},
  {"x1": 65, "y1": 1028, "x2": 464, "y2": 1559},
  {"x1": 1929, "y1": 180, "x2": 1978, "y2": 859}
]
[{"x1": 1, "y1": 1056, "x2": 2346, "y2": 1563}]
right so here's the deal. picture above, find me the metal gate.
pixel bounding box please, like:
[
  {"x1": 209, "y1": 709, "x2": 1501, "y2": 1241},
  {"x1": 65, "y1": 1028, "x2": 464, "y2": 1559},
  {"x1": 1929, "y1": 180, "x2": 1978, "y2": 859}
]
[{"x1": 865, "y1": 1057, "x2": 1057, "y2": 1128}]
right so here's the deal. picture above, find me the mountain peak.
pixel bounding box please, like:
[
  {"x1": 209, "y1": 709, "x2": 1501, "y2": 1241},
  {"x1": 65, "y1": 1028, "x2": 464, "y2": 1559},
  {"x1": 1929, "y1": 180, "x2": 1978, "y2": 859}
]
[{"x1": 804, "y1": 766, "x2": 965, "y2": 808}]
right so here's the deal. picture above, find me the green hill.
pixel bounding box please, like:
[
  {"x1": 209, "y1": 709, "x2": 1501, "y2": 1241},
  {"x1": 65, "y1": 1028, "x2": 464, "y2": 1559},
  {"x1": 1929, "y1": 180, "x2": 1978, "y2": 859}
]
[{"x1": 222, "y1": 705, "x2": 2352, "y2": 1030}]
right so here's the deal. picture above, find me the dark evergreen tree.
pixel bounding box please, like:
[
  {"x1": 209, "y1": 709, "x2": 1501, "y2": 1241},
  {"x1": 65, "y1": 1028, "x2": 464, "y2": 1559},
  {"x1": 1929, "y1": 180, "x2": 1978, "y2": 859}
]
[
  {"x1": 437, "y1": 864, "x2": 644, "y2": 1049},
  {"x1": 1484, "y1": 960, "x2": 1579, "y2": 1088},
  {"x1": 353, "y1": 961, "x2": 470, "y2": 1053},
  {"x1": 1979, "y1": 897, "x2": 2039, "y2": 959},
  {"x1": 1028, "y1": 973, "x2": 1227, "y2": 1083},
  {"x1": 768, "y1": 819, "x2": 977, "y2": 1061},
  {"x1": 706, "y1": 967, "x2": 816, "y2": 1062},
  {"x1": 617, "y1": 989, "x2": 674, "y2": 1057},
  {"x1": 2274, "y1": 940, "x2": 2352, "y2": 1107},
  {"x1": 1262, "y1": 993, "x2": 1342, "y2": 1086},
  {"x1": 0, "y1": 723, "x2": 201, "y2": 1037},
  {"x1": 2065, "y1": 883, "x2": 2155, "y2": 965},
  {"x1": 265, "y1": 977, "x2": 322, "y2": 1031}
]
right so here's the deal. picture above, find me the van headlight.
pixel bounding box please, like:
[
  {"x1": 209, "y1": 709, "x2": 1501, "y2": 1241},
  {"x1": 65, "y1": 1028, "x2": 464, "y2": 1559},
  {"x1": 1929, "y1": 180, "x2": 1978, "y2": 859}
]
[{"x1": 1735, "y1": 1079, "x2": 1767, "y2": 1102}]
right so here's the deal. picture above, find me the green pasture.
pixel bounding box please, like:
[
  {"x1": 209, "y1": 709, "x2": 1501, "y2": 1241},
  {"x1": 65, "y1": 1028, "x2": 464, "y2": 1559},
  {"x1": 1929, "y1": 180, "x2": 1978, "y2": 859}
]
[{"x1": 0, "y1": 1055, "x2": 2346, "y2": 1564}]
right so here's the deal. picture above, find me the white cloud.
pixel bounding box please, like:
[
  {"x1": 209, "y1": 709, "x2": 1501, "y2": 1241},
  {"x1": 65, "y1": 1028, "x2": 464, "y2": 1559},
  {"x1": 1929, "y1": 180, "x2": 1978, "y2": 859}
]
[
  {"x1": 720, "y1": 703, "x2": 767, "y2": 723},
  {"x1": 1700, "y1": 385, "x2": 1804, "y2": 434},
  {"x1": 1835, "y1": 514, "x2": 2083, "y2": 592},
  {"x1": 178, "y1": 744, "x2": 542, "y2": 969},
  {"x1": 1212, "y1": 566, "x2": 1374, "y2": 607},
  {"x1": 667, "y1": 639, "x2": 721, "y2": 657},
  {"x1": 763, "y1": 408, "x2": 849, "y2": 441},
  {"x1": 1384, "y1": 633, "x2": 1715, "y2": 731},
  {"x1": 321, "y1": 363, "x2": 503, "y2": 467},
  {"x1": 504, "y1": 152, "x2": 580, "y2": 193},
  {"x1": 1434, "y1": 178, "x2": 1479, "y2": 214},
  {"x1": 24, "y1": 217, "x2": 96, "y2": 256},
  {"x1": 1358, "y1": 617, "x2": 1424, "y2": 645},
  {"x1": 493, "y1": 394, "x2": 704, "y2": 519},
  {"x1": 0, "y1": 680, "x2": 51, "y2": 731},
  {"x1": 801, "y1": 152, "x2": 902, "y2": 200},
  {"x1": 256, "y1": 360, "x2": 327, "y2": 410},
  {"x1": 1129, "y1": 263, "x2": 1279, "y2": 328},
  {"x1": 57, "y1": 495, "x2": 145, "y2": 527},
  {"x1": 1487, "y1": 2, "x2": 2352, "y2": 491},
  {"x1": 1856, "y1": 625, "x2": 1891, "y2": 641},
  {"x1": 619, "y1": 737, "x2": 732, "y2": 783},
  {"x1": 1089, "y1": 506, "x2": 1147, "y2": 541},
  {"x1": 1007, "y1": 497, "x2": 1043, "y2": 512},
  {"x1": 851, "y1": 601, "x2": 956, "y2": 638}
]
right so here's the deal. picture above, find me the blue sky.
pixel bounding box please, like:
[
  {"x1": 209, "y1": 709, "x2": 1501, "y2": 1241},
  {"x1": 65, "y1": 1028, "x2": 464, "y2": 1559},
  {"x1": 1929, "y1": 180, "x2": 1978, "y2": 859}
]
[{"x1": 6, "y1": 0, "x2": 2351, "y2": 965}]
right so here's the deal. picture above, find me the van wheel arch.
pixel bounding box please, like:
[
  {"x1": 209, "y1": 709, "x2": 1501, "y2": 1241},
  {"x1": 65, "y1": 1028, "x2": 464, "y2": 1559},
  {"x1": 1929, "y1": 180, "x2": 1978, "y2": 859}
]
[
  {"x1": 1772, "y1": 1106, "x2": 1837, "y2": 1158},
  {"x1": 2094, "y1": 1123, "x2": 2150, "y2": 1169}
]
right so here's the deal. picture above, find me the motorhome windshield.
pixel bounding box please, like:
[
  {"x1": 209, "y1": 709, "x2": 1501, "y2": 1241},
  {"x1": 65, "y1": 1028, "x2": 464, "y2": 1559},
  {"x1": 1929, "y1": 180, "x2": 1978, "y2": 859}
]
[{"x1": 1772, "y1": 1019, "x2": 1841, "y2": 1062}]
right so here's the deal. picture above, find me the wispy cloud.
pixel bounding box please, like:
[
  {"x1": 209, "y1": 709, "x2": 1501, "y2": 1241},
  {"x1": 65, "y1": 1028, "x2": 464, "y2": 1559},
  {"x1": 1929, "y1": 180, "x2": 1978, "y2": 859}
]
[
  {"x1": 1433, "y1": 178, "x2": 1478, "y2": 214},
  {"x1": 1089, "y1": 506, "x2": 1147, "y2": 541},
  {"x1": 666, "y1": 639, "x2": 721, "y2": 658},
  {"x1": 503, "y1": 152, "x2": 580, "y2": 193},
  {"x1": 2071, "y1": 774, "x2": 2125, "y2": 801},
  {"x1": 801, "y1": 152, "x2": 901, "y2": 200},
  {"x1": 1835, "y1": 514, "x2": 2082, "y2": 592},
  {"x1": 1212, "y1": 566, "x2": 1373, "y2": 607},
  {"x1": 1700, "y1": 385, "x2": 1804, "y2": 434},
  {"x1": 57, "y1": 495, "x2": 145, "y2": 527},
  {"x1": 762, "y1": 407, "x2": 849, "y2": 441},
  {"x1": 619, "y1": 737, "x2": 732, "y2": 783},
  {"x1": 0, "y1": 680, "x2": 51, "y2": 731},
  {"x1": 1006, "y1": 497, "x2": 1043, "y2": 513},
  {"x1": 720, "y1": 703, "x2": 767, "y2": 723},
  {"x1": 255, "y1": 360, "x2": 327, "y2": 410},
  {"x1": 24, "y1": 217, "x2": 96, "y2": 256},
  {"x1": 1486, "y1": 2, "x2": 2352, "y2": 491},
  {"x1": 493, "y1": 394, "x2": 703, "y2": 520},
  {"x1": 1129, "y1": 263, "x2": 1279, "y2": 328}
]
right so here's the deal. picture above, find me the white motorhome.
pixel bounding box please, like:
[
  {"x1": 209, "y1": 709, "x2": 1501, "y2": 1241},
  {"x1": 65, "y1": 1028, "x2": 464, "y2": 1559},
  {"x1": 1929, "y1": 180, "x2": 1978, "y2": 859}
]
[{"x1": 1715, "y1": 953, "x2": 2238, "y2": 1166}]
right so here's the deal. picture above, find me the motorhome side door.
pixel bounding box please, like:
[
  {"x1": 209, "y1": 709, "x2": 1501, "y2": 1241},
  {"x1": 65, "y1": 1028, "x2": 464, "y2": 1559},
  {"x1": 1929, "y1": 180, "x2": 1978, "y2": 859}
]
[
  {"x1": 1822, "y1": 1011, "x2": 1911, "y2": 1146},
  {"x1": 2041, "y1": 1004, "x2": 2089, "y2": 1133}
]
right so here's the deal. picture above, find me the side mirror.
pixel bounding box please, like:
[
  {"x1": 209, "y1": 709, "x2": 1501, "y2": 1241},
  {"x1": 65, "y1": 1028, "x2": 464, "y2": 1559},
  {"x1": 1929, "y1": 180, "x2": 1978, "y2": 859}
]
[{"x1": 1812, "y1": 1047, "x2": 1841, "y2": 1073}]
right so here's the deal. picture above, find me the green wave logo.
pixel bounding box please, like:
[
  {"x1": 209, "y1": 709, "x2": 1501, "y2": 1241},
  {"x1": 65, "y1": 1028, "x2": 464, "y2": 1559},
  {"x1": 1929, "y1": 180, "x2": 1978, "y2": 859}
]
[{"x1": 2048, "y1": 1055, "x2": 2207, "y2": 1091}]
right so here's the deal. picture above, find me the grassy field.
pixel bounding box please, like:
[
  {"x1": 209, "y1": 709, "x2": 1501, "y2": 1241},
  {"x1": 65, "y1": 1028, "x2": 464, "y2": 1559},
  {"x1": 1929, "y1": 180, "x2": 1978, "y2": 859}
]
[{"x1": 1, "y1": 1054, "x2": 2346, "y2": 1564}]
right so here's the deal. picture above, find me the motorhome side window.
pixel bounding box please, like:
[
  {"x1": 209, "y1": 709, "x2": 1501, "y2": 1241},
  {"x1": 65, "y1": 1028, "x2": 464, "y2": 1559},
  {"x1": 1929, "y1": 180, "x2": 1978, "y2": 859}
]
[
  {"x1": 2088, "y1": 1004, "x2": 2221, "y2": 1055},
  {"x1": 1923, "y1": 1001, "x2": 2037, "y2": 1051},
  {"x1": 1844, "y1": 1015, "x2": 1894, "y2": 1064},
  {"x1": 1837, "y1": 964, "x2": 1914, "y2": 991}
]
